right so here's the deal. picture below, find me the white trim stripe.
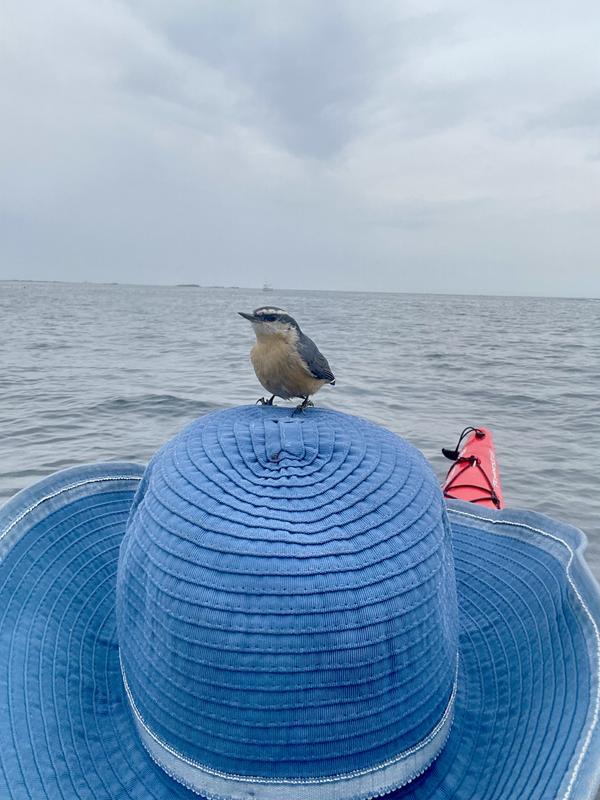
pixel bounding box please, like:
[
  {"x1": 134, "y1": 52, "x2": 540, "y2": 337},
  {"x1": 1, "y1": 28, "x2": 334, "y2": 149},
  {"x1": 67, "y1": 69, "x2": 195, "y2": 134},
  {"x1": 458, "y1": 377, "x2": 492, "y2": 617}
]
[
  {"x1": 0, "y1": 475, "x2": 141, "y2": 545},
  {"x1": 120, "y1": 653, "x2": 457, "y2": 800}
]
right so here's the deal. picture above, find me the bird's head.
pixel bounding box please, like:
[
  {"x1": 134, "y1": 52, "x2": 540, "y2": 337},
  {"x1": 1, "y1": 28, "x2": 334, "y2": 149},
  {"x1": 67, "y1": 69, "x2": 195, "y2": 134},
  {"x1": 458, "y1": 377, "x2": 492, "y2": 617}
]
[{"x1": 238, "y1": 307, "x2": 299, "y2": 340}]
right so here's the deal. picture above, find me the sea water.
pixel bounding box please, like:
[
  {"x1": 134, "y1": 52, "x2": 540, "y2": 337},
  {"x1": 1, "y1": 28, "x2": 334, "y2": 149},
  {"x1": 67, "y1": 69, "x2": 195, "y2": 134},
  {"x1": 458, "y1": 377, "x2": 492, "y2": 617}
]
[{"x1": 1, "y1": 281, "x2": 598, "y2": 574}]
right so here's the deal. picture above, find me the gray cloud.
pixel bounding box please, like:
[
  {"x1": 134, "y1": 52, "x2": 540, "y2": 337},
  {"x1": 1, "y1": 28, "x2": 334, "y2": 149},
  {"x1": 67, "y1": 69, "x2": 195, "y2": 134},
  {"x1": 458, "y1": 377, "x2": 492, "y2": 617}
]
[
  {"x1": 0, "y1": 0, "x2": 599, "y2": 295},
  {"x1": 122, "y1": 1, "x2": 460, "y2": 158}
]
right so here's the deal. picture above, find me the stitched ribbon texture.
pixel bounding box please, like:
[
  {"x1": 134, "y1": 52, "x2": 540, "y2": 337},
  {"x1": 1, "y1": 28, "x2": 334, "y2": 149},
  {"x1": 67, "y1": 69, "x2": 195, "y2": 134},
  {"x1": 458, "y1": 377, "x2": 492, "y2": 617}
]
[{"x1": 117, "y1": 407, "x2": 459, "y2": 799}]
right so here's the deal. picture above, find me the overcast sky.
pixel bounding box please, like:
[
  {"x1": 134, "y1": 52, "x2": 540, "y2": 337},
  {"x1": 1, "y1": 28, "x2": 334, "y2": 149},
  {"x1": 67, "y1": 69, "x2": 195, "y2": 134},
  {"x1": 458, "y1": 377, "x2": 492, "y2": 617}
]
[{"x1": 1, "y1": 1, "x2": 599, "y2": 295}]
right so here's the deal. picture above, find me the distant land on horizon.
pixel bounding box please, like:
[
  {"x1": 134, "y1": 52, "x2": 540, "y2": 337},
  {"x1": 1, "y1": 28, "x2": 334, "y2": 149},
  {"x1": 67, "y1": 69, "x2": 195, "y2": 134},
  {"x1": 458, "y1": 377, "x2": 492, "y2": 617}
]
[{"x1": 0, "y1": 278, "x2": 597, "y2": 301}]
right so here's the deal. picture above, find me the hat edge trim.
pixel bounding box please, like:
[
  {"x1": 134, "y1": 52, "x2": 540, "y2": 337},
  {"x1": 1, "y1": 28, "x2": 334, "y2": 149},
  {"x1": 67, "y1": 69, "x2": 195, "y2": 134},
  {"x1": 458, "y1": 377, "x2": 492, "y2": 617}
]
[
  {"x1": 120, "y1": 650, "x2": 458, "y2": 800},
  {"x1": 0, "y1": 463, "x2": 144, "y2": 558},
  {"x1": 449, "y1": 506, "x2": 600, "y2": 800}
]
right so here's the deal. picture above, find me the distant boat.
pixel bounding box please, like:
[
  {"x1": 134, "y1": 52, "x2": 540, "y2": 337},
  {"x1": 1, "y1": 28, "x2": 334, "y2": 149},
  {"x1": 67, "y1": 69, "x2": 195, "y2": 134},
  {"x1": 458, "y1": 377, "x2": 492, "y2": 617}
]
[{"x1": 263, "y1": 283, "x2": 273, "y2": 292}]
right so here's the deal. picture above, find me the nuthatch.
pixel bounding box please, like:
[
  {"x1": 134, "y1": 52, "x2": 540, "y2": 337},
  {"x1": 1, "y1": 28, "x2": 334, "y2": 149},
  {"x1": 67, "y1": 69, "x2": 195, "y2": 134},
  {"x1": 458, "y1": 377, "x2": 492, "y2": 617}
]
[{"x1": 238, "y1": 307, "x2": 335, "y2": 410}]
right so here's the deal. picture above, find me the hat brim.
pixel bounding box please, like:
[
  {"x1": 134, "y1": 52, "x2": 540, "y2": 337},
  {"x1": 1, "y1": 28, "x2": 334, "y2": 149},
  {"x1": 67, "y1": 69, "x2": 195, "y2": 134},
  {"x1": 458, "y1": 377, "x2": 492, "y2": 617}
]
[{"x1": 0, "y1": 463, "x2": 599, "y2": 800}]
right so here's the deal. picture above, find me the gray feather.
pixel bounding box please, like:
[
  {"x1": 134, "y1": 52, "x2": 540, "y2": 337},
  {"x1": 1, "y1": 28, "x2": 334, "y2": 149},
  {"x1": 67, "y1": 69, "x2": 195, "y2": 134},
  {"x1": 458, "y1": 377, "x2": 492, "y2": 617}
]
[{"x1": 297, "y1": 332, "x2": 335, "y2": 384}]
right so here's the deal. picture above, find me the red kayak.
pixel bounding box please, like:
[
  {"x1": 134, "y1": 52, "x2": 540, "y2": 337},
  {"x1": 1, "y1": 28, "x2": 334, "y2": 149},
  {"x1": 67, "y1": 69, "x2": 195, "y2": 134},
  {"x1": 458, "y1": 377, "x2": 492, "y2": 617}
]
[{"x1": 442, "y1": 426, "x2": 504, "y2": 509}]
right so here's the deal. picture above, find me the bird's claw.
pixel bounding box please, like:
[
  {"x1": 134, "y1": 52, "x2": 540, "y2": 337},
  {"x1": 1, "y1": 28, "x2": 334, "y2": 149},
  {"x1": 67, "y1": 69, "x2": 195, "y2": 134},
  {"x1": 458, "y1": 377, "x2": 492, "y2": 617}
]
[
  {"x1": 294, "y1": 398, "x2": 314, "y2": 413},
  {"x1": 256, "y1": 396, "x2": 275, "y2": 406}
]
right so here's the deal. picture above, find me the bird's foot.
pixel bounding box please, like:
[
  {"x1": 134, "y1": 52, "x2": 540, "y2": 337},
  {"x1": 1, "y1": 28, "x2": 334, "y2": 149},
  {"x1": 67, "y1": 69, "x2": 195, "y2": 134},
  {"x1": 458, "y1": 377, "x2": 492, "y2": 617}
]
[
  {"x1": 294, "y1": 397, "x2": 314, "y2": 413},
  {"x1": 256, "y1": 395, "x2": 276, "y2": 406}
]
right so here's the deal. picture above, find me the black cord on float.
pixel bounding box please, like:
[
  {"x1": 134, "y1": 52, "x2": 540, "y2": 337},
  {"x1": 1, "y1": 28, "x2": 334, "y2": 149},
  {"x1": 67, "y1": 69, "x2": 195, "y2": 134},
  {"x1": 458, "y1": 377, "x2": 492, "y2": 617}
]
[{"x1": 442, "y1": 426, "x2": 484, "y2": 462}]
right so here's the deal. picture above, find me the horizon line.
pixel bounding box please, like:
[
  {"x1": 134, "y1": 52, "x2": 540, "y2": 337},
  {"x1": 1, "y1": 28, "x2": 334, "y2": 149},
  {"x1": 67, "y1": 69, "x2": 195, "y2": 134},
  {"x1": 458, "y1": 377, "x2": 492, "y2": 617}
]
[{"x1": 0, "y1": 278, "x2": 597, "y2": 301}]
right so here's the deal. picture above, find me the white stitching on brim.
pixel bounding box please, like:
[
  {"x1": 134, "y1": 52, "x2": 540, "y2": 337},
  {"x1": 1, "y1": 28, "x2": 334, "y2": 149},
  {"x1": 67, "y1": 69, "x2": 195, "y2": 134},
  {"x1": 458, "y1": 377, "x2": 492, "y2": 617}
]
[
  {"x1": 449, "y1": 508, "x2": 600, "y2": 800},
  {"x1": 120, "y1": 651, "x2": 458, "y2": 800},
  {"x1": 0, "y1": 475, "x2": 141, "y2": 545}
]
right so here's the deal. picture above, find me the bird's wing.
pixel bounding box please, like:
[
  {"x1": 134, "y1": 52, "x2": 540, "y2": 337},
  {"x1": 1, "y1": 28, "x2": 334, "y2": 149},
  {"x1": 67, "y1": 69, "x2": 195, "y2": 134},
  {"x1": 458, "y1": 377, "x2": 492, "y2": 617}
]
[{"x1": 297, "y1": 332, "x2": 335, "y2": 384}]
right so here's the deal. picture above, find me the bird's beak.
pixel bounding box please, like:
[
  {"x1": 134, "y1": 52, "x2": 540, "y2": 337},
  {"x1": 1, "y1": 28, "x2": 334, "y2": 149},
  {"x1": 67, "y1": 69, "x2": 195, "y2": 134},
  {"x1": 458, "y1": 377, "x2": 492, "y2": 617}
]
[{"x1": 238, "y1": 312, "x2": 258, "y2": 322}]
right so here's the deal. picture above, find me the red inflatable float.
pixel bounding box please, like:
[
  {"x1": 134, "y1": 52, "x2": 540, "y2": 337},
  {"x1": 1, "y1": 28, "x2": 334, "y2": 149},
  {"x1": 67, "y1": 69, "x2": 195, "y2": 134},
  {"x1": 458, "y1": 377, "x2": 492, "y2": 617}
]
[{"x1": 442, "y1": 426, "x2": 504, "y2": 509}]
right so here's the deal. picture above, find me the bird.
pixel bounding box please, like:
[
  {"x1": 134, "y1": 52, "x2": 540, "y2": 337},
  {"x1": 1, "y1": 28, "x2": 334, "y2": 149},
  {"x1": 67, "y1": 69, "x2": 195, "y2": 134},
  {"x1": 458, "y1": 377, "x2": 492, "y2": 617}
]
[{"x1": 238, "y1": 307, "x2": 335, "y2": 410}]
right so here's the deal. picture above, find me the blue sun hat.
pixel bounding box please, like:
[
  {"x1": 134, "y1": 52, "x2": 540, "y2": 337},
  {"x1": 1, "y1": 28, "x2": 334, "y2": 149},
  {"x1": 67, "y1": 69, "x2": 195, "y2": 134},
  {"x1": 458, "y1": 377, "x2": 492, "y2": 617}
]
[{"x1": 1, "y1": 405, "x2": 600, "y2": 800}]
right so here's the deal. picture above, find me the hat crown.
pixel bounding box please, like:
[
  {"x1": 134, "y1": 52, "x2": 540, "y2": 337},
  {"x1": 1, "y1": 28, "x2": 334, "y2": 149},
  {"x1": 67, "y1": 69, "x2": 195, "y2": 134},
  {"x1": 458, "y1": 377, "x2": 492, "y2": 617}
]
[{"x1": 117, "y1": 407, "x2": 458, "y2": 799}]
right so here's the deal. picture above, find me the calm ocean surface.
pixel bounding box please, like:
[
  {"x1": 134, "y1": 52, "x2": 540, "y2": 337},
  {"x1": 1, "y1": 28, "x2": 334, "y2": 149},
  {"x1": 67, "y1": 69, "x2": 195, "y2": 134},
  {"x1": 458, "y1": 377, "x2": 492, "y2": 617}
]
[{"x1": 1, "y1": 281, "x2": 599, "y2": 574}]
